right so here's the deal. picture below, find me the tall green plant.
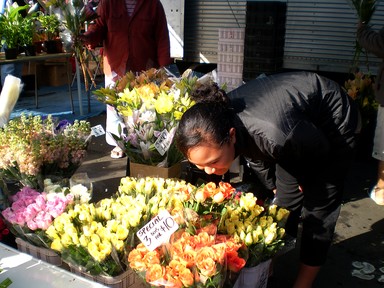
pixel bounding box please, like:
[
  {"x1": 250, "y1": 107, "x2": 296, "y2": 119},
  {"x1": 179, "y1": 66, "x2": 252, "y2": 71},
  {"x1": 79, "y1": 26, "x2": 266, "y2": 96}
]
[
  {"x1": 47, "y1": 0, "x2": 99, "y2": 92},
  {"x1": 0, "y1": 3, "x2": 29, "y2": 49},
  {"x1": 19, "y1": 12, "x2": 38, "y2": 47},
  {"x1": 38, "y1": 13, "x2": 60, "y2": 41}
]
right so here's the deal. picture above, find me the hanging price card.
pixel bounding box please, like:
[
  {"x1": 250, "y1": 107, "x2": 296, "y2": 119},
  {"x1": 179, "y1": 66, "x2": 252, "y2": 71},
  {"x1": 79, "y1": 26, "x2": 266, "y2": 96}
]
[{"x1": 136, "y1": 210, "x2": 179, "y2": 251}]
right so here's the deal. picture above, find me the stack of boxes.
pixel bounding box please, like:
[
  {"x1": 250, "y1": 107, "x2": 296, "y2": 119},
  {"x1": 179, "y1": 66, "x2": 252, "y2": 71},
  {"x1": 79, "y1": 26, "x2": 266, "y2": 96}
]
[
  {"x1": 242, "y1": 1, "x2": 287, "y2": 82},
  {"x1": 217, "y1": 28, "x2": 245, "y2": 92}
]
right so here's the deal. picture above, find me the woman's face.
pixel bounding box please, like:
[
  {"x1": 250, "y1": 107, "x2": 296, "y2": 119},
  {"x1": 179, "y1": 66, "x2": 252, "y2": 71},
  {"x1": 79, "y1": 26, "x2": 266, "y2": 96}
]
[{"x1": 187, "y1": 128, "x2": 236, "y2": 176}]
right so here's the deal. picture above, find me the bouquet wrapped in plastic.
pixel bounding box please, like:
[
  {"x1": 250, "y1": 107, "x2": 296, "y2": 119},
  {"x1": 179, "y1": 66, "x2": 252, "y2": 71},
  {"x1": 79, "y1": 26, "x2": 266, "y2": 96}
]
[
  {"x1": 0, "y1": 114, "x2": 91, "y2": 191},
  {"x1": 93, "y1": 68, "x2": 198, "y2": 167}
]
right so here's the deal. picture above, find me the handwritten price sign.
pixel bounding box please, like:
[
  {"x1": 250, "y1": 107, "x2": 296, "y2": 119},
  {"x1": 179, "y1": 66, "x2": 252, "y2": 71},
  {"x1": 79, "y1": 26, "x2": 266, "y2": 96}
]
[{"x1": 137, "y1": 210, "x2": 179, "y2": 251}]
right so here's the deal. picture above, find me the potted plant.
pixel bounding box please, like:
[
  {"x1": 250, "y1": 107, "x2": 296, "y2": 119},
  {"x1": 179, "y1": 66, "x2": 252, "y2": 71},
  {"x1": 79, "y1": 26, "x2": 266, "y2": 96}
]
[
  {"x1": 38, "y1": 13, "x2": 61, "y2": 53},
  {"x1": 0, "y1": 3, "x2": 29, "y2": 59},
  {"x1": 19, "y1": 12, "x2": 38, "y2": 56}
]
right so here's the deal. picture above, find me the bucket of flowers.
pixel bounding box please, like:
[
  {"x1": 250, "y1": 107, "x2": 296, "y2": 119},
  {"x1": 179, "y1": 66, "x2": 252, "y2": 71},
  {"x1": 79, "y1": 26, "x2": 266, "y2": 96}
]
[
  {"x1": 93, "y1": 68, "x2": 199, "y2": 177},
  {"x1": 0, "y1": 114, "x2": 92, "y2": 192}
]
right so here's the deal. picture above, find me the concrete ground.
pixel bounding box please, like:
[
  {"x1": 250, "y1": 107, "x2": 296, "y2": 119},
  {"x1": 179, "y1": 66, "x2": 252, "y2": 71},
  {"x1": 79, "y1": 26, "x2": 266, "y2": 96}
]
[{"x1": 77, "y1": 112, "x2": 383, "y2": 288}]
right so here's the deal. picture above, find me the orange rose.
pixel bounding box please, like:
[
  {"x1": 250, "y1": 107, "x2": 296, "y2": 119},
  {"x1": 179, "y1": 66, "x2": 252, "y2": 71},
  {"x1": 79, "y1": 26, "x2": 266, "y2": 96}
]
[
  {"x1": 219, "y1": 181, "x2": 236, "y2": 198},
  {"x1": 128, "y1": 248, "x2": 147, "y2": 271},
  {"x1": 195, "y1": 231, "x2": 215, "y2": 248},
  {"x1": 227, "y1": 251, "x2": 246, "y2": 273},
  {"x1": 129, "y1": 258, "x2": 147, "y2": 272},
  {"x1": 164, "y1": 268, "x2": 183, "y2": 288},
  {"x1": 212, "y1": 191, "x2": 225, "y2": 203},
  {"x1": 204, "y1": 182, "x2": 218, "y2": 195},
  {"x1": 146, "y1": 263, "x2": 165, "y2": 283},
  {"x1": 194, "y1": 188, "x2": 207, "y2": 202},
  {"x1": 212, "y1": 243, "x2": 226, "y2": 263},
  {"x1": 178, "y1": 266, "x2": 194, "y2": 287},
  {"x1": 195, "y1": 247, "x2": 217, "y2": 277},
  {"x1": 177, "y1": 249, "x2": 196, "y2": 268},
  {"x1": 143, "y1": 250, "x2": 161, "y2": 266}
]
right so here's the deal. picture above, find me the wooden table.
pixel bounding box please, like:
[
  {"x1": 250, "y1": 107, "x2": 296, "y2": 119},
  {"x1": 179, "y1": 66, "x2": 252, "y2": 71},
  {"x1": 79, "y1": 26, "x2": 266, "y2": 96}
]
[{"x1": 0, "y1": 52, "x2": 74, "y2": 113}]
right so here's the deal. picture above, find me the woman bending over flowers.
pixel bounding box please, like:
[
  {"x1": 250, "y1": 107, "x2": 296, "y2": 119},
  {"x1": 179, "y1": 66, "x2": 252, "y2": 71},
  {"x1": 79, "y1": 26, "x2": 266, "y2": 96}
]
[{"x1": 175, "y1": 71, "x2": 359, "y2": 288}]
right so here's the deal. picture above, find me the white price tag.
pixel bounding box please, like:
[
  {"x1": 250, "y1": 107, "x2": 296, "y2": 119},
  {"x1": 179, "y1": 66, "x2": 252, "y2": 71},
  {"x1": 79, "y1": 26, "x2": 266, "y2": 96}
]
[
  {"x1": 154, "y1": 129, "x2": 173, "y2": 156},
  {"x1": 137, "y1": 210, "x2": 179, "y2": 251},
  {"x1": 91, "y1": 124, "x2": 105, "y2": 137}
]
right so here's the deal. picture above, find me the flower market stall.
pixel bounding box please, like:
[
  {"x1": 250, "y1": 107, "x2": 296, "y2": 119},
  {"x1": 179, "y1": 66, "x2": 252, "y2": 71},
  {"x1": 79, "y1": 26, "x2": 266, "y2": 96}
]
[{"x1": 0, "y1": 67, "x2": 291, "y2": 288}]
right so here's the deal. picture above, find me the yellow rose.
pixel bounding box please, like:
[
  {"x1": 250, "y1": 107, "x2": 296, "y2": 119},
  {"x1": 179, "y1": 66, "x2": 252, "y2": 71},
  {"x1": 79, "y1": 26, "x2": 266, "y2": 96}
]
[
  {"x1": 252, "y1": 226, "x2": 263, "y2": 243},
  {"x1": 50, "y1": 238, "x2": 63, "y2": 252},
  {"x1": 245, "y1": 232, "x2": 253, "y2": 246},
  {"x1": 79, "y1": 234, "x2": 90, "y2": 247},
  {"x1": 116, "y1": 225, "x2": 129, "y2": 240},
  {"x1": 276, "y1": 207, "x2": 290, "y2": 223},
  {"x1": 277, "y1": 227, "x2": 286, "y2": 239},
  {"x1": 99, "y1": 241, "x2": 112, "y2": 259},
  {"x1": 60, "y1": 233, "x2": 74, "y2": 247},
  {"x1": 88, "y1": 242, "x2": 103, "y2": 262},
  {"x1": 45, "y1": 225, "x2": 58, "y2": 239},
  {"x1": 90, "y1": 233, "x2": 101, "y2": 245},
  {"x1": 97, "y1": 226, "x2": 111, "y2": 241}
]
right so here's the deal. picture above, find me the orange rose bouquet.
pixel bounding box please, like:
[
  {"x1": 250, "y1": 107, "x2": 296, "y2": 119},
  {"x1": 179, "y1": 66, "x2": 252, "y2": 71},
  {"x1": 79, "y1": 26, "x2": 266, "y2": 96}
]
[{"x1": 128, "y1": 223, "x2": 247, "y2": 288}]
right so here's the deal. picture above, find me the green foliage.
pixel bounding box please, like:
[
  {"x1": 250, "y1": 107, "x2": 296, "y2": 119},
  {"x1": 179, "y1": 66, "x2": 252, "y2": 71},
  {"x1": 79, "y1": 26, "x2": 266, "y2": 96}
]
[
  {"x1": 38, "y1": 13, "x2": 60, "y2": 40},
  {"x1": 0, "y1": 4, "x2": 29, "y2": 49}
]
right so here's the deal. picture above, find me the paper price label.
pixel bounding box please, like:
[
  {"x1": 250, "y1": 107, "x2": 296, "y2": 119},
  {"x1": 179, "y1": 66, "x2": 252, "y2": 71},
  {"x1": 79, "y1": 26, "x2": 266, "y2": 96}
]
[
  {"x1": 91, "y1": 124, "x2": 105, "y2": 137},
  {"x1": 137, "y1": 210, "x2": 179, "y2": 251},
  {"x1": 154, "y1": 129, "x2": 173, "y2": 156}
]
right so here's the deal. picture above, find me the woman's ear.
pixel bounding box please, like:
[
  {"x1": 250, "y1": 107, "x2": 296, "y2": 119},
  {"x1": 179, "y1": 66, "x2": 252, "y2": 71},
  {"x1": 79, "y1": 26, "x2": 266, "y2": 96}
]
[{"x1": 229, "y1": 127, "x2": 236, "y2": 144}]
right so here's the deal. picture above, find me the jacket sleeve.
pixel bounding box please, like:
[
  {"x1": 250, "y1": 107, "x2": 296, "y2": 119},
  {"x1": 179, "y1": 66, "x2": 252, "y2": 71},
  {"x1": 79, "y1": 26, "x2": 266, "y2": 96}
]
[
  {"x1": 357, "y1": 24, "x2": 384, "y2": 59},
  {"x1": 245, "y1": 159, "x2": 276, "y2": 191},
  {"x1": 154, "y1": 1, "x2": 172, "y2": 67},
  {"x1": 82, "y1": 0, "x2": 108, "y2": 48}
]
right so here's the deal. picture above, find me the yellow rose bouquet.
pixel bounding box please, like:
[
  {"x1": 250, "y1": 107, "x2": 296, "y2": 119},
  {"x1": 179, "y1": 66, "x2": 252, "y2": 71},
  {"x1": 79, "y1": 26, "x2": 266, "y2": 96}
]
[
  {"x1": 218, "y1": 192, "x2": 290, "y2": 268},
  {"x1": 45, "y1": 176, "x2": 196, "y2": 277},
  {"x1": 93, "y1": 68, "x2": 198, "y2": 167}
]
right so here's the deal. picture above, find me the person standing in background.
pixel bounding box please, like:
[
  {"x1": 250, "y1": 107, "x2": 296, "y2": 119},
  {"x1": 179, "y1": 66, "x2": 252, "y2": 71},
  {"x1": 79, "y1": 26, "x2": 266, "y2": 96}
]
[
  {"x1": 357, "y1": 21, "x2": 384, "y2": 205},
  {"x1": 80, "y1": 0, "x2": 172, "y2": 158}
]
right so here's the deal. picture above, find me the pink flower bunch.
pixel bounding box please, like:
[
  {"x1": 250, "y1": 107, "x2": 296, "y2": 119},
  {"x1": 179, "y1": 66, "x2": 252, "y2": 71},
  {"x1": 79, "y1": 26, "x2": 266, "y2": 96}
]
[
  {"x1": 0, "y1": 114, "x2": 91, "y2": 190},
  {"x1": 1, "y1": 186, "x2": 73, "y2": 231}
]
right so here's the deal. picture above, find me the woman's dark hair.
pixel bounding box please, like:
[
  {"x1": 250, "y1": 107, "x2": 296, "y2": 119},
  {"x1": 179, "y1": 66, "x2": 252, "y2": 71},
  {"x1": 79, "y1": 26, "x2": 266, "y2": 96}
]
[{"x1": 175, "y1": 82, "x2": 235, "y2": 157}]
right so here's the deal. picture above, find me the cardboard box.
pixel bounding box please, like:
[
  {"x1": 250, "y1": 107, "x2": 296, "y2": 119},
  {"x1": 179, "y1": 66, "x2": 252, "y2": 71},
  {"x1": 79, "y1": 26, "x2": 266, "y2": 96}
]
[{"x1": 129, "y1": 162, "x2": 182, "y2": 179}]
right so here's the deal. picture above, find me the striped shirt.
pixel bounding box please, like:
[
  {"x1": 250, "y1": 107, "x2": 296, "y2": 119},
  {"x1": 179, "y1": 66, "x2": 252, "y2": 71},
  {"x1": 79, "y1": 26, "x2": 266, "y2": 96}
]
[{"x1": 125, "y1": 0, "x2": 136, "y2": 16}]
